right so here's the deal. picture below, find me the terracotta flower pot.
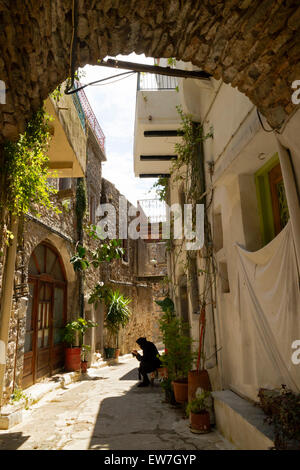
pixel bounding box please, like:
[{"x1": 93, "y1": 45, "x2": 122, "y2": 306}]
[
  {"x1": 115, "y1": 348, "x2": 120, "y2": 359},
  {"x1": 188, "y1": 369, "x2": 211, "y2": 402},
  {"x1": 172, "y1": 379, "x2": 188, "y2": 404},
  {"x1": 190, "y1": 410, "x2": 211, "y2": 433},
  {"x1": 65, "y1": 347, "x2": 81, "y2": 372},
  {"x1": 81, "y1": 360, "x2": 88, "y2": 373}
]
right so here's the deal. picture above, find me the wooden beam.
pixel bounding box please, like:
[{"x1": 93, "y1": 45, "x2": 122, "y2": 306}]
[{"x1": 99, "y1": 59, "x2": 211, "y2": 81}]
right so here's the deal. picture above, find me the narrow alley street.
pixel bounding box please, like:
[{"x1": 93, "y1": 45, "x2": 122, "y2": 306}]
[{"x1": 0, "y1": 356, "x2": 233, "y2": 451}]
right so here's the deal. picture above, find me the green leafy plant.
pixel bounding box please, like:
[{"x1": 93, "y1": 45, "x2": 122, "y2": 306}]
[
  {"x1": 186, "y1": 391, "x2": 211, "y2": 415},
  {"x1": 3, "y1": 108, "x2": 58, "y2": 217},
  {"x1": 159, "y1": 312, "x2": 195, "y2": 381},
  {"x1": 70, "y1": 223, "x2": 124, "y2": 273},
  {"x1": 167, "y1": 58, "x2": 177, "y2": 67},
  {"x1": 160, "y1": 377, "x2": 177, "y2": 405},
  {"x1": 259, "y1": 385, "x2": 300, "y2": 450},
  {"x1": 70, "y1": 238, "x2": 124, "y2": 272},
  {"x1": 10, "y1": 386, "x2": 32, "y2": 410},
  {"x1": 70, "y1": 244, "x2": 90, "y2": 271},
  {"x1": 150, "y1": 176, "x2": 169, "y2": 202},
  {"x1": 89, "y1": 286, "x2": 132, "y2": 348},
  {"x1": 75, "y1": 177, "x2": 87, "y2": 239},
  {"x1": 104, "y1": 290, "x2": 132, "y2": 348},
  {"x1": 155, "y1": 297, "x2": 175, "y2": 316},
  {"x1": 62, "y1": 198, "x2": 71, "y2": 212},
  {"x1": 62, "y1": 317, "x2": 98, "y2": 348}
]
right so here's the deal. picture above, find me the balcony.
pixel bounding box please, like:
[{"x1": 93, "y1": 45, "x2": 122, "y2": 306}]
[
  {"x1": 45, "y1": 82, "x2": 106, "y2": 178},
  {"x1": 45, "y1": 92, "x2": 87, "y2": 178},
  {"x1": 133, "y1": 72, "x2": 182, "y2": 178}
]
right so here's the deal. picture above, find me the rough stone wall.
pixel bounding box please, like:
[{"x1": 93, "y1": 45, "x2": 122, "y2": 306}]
[
  {"x1": 1, "y1": 129, "x2": 168, "y2": 401},
  {"x1": 88, "y1": 177, "x2": 167, "y2": 356},
  {"x1": 117, "y1": 280, "x2": 167, "y2": 355},
  {"x1": 0, "y1": 0, "x2": 300, "y2": 142},
  {"x1": 2, "y1": 184, "x2": 80, "y2": 402}
]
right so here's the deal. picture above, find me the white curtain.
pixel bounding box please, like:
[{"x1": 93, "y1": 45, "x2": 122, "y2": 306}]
[{"x1": 235, "y1": 221, "x2": 300, "y2": 392}]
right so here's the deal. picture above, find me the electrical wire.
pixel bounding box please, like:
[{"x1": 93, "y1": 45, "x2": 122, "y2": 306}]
[
  {"x1": 65, "y1": 70, "x2": 137, "y2": 94},
  {"x1": 66, "y1": 0, "x2": 78, "y2": 93},
  {"x1": 257, "y1": 108, "x2": 275, "y2": 133},
  {"x1": 89, "y1": 71, "x2": 137, "y2": 87}
]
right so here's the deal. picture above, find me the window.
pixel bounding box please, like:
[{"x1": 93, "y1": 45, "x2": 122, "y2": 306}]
[
  {"x1": 59, "y1": 178, "x2": 72, "y2": 191},
  {"x1": 213, "y1": 211, "x2": 223, "y2": 252},
  {"x1": 219, "y1": 262, "x2": 230, "y2": 293},
  {"x1": 255, "y1": 154, "x2": 289, "y2": 246}
]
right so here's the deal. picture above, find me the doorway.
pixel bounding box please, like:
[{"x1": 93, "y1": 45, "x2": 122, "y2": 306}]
[{"x1": 22, "y1": 242, "x2": 67, "y2": 388}]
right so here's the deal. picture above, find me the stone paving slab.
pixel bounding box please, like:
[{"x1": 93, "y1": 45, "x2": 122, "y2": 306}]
[{"x1": 0, "y1": 357, "x2": 235, "y2": 450}]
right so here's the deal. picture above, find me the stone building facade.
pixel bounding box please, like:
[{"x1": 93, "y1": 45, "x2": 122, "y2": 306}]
[
  {"x1": 0, "y1": 87, "x2": 167, "y2": 404},
  {"x1": 85, "y1": 177, "x2": 167, "y2": 359}
]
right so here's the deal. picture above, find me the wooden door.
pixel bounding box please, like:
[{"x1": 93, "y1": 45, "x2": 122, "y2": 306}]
[
  {"x1": 22, "y1": 242, "x2": 67, "y2": 388},
  {"x1": 36, "y1": 282, "x2": 52, "y2": 380}
]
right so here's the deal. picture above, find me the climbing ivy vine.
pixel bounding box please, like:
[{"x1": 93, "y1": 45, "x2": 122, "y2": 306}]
[{"x1": 2, "y1": 108, "x2": 57, "y2": 217}]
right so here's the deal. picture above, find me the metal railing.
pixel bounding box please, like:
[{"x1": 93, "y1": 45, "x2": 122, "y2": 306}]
[
  {"x1": 137, "y1": 72, "x2": 178, "y2": 91},
  {"x1": 73, "y1": 81, "x2": 106, "y2": 155}
]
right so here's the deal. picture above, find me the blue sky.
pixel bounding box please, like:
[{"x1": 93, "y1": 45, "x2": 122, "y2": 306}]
[{"x1": 81, "y1": 54, "x2": 157, "y2": 206}]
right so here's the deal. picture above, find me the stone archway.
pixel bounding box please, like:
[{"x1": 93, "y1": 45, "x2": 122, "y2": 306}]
[{"x1": 0, "y1": 1, "x2": 300, "y2": 141}]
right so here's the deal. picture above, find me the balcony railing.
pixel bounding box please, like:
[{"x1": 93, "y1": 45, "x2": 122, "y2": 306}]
[
  {"x1": 137, "y1": 72, "x2": 178, "y2": 91},
  {"x1": 138, "y1": 199, "x2": 167, "y2": 223},
  {"x1": 72, "y1": 81, "x2": 106, "y2": 155}
]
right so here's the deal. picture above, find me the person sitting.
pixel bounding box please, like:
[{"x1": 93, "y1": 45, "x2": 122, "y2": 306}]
[{"x1": 132, "y1": 337, "x2": 161, "y2": 387}]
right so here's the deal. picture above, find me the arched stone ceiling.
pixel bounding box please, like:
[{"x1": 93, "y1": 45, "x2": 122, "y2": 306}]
[{"x1": 0, "y1": 0, "x2": 299, "y2": 141}]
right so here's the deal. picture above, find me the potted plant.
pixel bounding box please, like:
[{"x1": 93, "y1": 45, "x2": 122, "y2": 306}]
[
  {"x1": 186, "y1": 391, "x2": 211, "y2": 434},
  {"x1": 80, "y1": 344, "x2": 91, "y2": 373},
  {"x1": 159, "y1": 313, "x2": 194, "y2": 404},
  {"x1": 188, "y1": 304, "x2": 211, "y2": 401},
  {"x1": 104, "y1": 290, "x2": 131, "y2": 358},
  {"x1": 89, "y1": 285, "x2": 132, "y2": 359},
  {"x1": 63, "y1": 317, "x2": 98, "y2": 371}
]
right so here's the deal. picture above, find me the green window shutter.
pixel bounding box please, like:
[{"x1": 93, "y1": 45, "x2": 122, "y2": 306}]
[{"x1": 255, "y1": 153, "x2": 279, "y2": 246}]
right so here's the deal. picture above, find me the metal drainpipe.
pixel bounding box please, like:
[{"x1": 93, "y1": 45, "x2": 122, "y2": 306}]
[{"x1": 0, "y1": 215, "x2": 19, "y2": 408}]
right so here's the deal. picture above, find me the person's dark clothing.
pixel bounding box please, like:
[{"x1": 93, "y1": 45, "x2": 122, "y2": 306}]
[{"x1": 135, "y1": 337, "x2": 161, "y2": 385}]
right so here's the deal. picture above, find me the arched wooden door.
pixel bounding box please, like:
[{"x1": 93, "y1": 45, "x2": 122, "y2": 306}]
[{"x1": 22, "y1": 242, "x2": 67, "y2": 388}]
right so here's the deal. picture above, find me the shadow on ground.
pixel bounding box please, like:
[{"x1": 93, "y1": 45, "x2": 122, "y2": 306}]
[
  {"x1": 88, "y1": 368, "x2": 186, "y2": 451},
  {"x1": 0, "y1": 432, "x2": 30, "y2": 450},
  {"x1": 119, "y1": 367, "x2": 139, "y2": 380}
]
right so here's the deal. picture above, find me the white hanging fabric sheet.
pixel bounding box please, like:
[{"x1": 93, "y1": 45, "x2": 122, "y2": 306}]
[{"x1": 235, "y1": 221, "x2": 300, "y2": 392}]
